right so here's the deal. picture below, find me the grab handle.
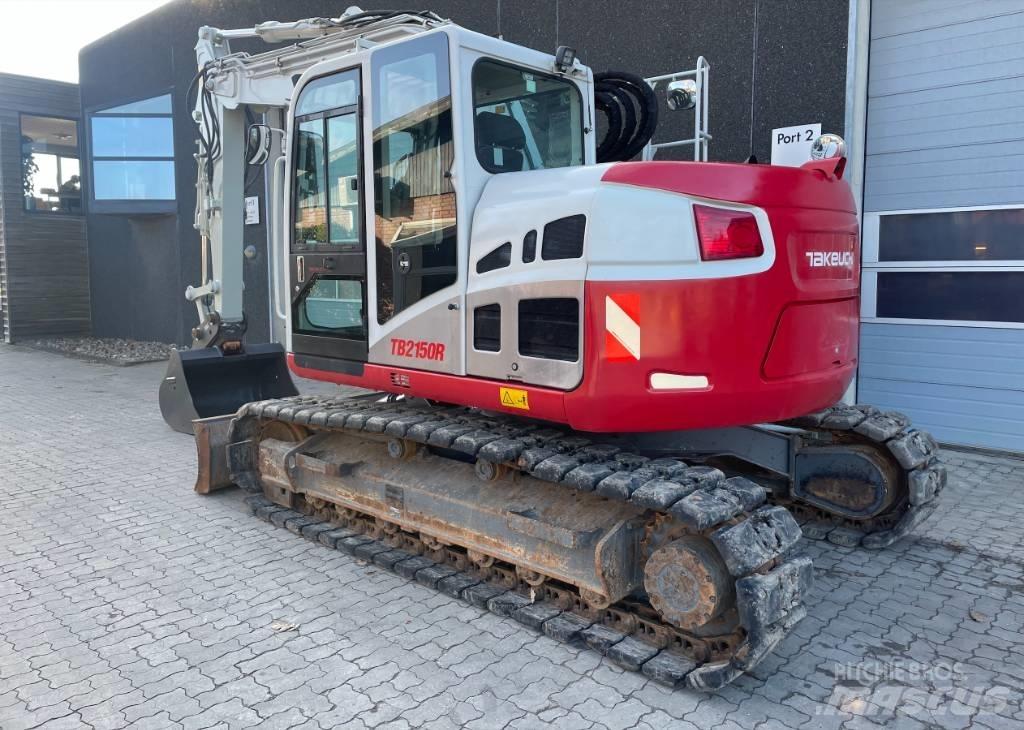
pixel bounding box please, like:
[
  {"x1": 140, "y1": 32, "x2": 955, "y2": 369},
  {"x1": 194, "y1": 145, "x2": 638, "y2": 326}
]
[{"x1": 271, "y1": 154, "x2": 288, "y2": 322}]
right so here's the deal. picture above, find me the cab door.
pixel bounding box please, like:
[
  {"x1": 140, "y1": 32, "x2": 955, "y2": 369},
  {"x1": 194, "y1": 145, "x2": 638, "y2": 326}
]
[
  {"x1": 366, "y1": 32, "x2": 463, "y2": 375},
  {"x1": 289, "y1": 68, "x2": 368, "y2": 365}
]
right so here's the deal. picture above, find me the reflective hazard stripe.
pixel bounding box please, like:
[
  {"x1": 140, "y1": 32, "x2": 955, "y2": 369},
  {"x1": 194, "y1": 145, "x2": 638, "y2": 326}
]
[{"x1": 605, "y1": 295, "x2": 641, "y2": 360}]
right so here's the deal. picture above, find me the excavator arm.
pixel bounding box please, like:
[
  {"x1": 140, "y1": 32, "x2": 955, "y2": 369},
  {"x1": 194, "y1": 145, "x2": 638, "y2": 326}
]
[{"x1": 159, "y1": 8, "x2": 446, "y2": 433}]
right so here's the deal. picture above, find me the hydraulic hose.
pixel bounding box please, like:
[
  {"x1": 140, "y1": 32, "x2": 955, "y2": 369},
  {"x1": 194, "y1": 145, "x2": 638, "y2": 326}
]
[
  {"x1": 594, "y1": 71, "x2": 659, "y2": 163},
  {"x1": 595, "y1": 88, "x2": 633, "y2": 162}
]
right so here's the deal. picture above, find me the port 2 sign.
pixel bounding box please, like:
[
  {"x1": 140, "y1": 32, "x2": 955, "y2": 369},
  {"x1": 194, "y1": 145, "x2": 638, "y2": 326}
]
[{"x1": 771, "y1": 123, "x2": 821, "y2": 167}]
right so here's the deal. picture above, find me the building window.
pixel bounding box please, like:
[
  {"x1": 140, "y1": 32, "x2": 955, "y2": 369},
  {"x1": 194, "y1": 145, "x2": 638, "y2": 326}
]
[
  {"x1": 863, "y1": 206, "x2": 1024, "y2": 328},
  {"x1": 876, "y1": 272, "x2": 1024, "y2": 324},
  {"x1": 20, "y1": 115, "x2": 81, "y2": 214},
  {"x1": 89, "y1": 94, "x2": 175, "y2": 207},
  {"x1": 879, "y1": 209, "x2": 1024, "y2": 262}
]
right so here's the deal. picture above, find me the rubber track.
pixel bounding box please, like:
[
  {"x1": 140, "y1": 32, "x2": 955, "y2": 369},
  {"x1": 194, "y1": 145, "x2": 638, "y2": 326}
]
[
  {"x1": 229, "y1": 394, "x2": 814, "y2": 690},
  {"x1": 778, "y1": 404, "x2": 947, "y2": 549}
]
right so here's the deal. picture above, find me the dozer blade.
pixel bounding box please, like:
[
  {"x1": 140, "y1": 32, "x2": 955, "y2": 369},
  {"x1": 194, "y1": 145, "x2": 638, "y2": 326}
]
[
  {"x1": 158, "y1": 343, "x2": 298, "y2": 434},
  {"x1": 193, "y1": 414, "x2": 235, "y2": 493}
]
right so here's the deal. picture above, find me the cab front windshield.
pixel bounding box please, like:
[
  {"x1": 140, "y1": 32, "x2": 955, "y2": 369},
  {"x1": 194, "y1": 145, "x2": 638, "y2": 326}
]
[{"x1": 472, "y1": 59, "x2": 583, "y2": 174}]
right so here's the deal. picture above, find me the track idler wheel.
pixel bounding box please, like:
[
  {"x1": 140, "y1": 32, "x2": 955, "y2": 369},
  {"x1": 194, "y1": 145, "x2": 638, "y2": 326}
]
[
  {"x1": 644, "y1": 536, "x2": 735, "y2": 631},
  {"x1": 261, "y1": 420, "x2": 307, "y2": 443}
]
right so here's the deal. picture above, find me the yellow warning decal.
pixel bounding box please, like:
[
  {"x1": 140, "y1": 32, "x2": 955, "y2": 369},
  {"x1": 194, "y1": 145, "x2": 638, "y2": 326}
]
[{"x1": 499, "y1": 387, "x2": 530, "y2": 411}]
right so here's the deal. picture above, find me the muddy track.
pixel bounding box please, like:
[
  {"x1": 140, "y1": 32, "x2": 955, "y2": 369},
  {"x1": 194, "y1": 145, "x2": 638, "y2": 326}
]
[{"x1": 225, "y1": 394, "x2": 814, "y2": 690}]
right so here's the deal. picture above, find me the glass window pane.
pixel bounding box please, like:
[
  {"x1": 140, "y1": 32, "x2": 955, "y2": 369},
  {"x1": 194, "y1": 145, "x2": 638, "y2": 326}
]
[
  {"x1": 92, "y1": 160, "x2": 175, "y2": 200},
  {"x1": 21, "y1": 115, "x2": 78, "y2": 152},
  {"x1": 60, "y1": 156, "x2": 80, "y2": 185},
  {"x1": 21, "y1": 115, "x2": 79, "y2": 213},
  {"x1": 296, "y1": 71, "x2": 358, "y2": 116},
  {"x1": 876, "y1": 271, "x2": 1024, "y2": 323},
  {"x1": 99, "y1": 94, "x2": 172, "y2": 114},
  {"x1": 57, "y1": 157, "x2": 82, "y2": 213},
  {"x1": 327, "y1": 114, "x2": 360, "y2": 246},
  {"x1": 24, "y1": 153, "x2": 59, "y2": 210},
  {"x1": 91, "y1": 116, "x2": 174, "y2": 158},
  {"x1": 473, "y1": 59, "x2": 583, "y2": 174},
  {"x1": 294, "y1": 119, "x2": 327, "y2": 245},
  {"x1": 297, "y1": 278, "x2": 365, "y2": 337},
  {"x1": 879, "y1": 209, "x2": 1024, "y2": 262},
  {"x1": 372, "y1": 33, "x2": 457, "y2": 324}
]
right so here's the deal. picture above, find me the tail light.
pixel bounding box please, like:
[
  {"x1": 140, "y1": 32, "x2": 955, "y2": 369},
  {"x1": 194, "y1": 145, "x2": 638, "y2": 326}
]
[{"x1": 693, "y1": 205, "x2": 764, "y2": 261}]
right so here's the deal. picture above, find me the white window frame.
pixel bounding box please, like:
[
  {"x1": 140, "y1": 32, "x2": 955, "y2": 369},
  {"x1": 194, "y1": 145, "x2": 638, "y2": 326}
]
[{"x1": 861, "y1": 204, "x2": 1024, "y2": 330}]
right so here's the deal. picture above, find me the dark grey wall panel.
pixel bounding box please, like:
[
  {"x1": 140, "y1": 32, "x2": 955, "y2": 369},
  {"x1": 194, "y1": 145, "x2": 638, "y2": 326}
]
[
  {"x1": 79, "y1": 0, "x2": 848, "y2": 345},
  {"x1": 0, "y1": 73, "x2": 90, "y2": 343},
  {"x1": 560, "y1": 0, "x2": 847, "y2": 163},
  {"x1": 749, "y1": 0, "x2": 850, "y2": 159}
]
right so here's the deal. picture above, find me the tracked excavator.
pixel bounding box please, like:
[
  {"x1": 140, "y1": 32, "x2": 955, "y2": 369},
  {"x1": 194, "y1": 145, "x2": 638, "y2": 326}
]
[{"x1": 163, "y1": 8, "x2": 947, "y2": 689}]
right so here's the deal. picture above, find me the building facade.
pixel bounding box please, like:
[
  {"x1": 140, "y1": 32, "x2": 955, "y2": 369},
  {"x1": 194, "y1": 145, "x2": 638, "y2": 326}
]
[
  {"x1": 0, "y1": 73, "x2": 89, "y2": 342},
  {"x1": 852, "y1": 0, "x2": 1024, "y2": 451},
  {"x1": 72, "y1": 0, "x2": 1023, "y2": 451},
  {"x1": 77, "y1": 0, "x2": 849, "y2": 348}
]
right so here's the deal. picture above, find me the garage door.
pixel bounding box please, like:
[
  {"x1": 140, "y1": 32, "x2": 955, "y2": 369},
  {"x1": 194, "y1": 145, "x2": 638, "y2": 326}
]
[{"x1": 858, "y1": 1, "x2": 1024, "y2": 451}]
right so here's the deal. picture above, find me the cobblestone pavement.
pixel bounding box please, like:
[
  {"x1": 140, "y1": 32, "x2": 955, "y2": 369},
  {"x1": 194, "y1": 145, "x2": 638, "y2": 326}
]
[{"x1": 1, "y1": 343, "x2": 1022, "y2": 729}]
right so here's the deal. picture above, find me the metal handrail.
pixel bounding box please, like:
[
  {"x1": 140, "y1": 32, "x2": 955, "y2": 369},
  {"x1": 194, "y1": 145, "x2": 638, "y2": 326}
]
[{"x1": 642, "y1": 57, "x2": 712, "y2": 162}]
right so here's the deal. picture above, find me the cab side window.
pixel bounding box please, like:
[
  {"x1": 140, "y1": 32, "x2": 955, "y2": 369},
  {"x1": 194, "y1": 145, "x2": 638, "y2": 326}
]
[
  {"x1": 372, "y1": 33, "x2": 457, "y2": 324},
  {"x1": 472, "y1": 59, "x2": 583, "y2": 174},
  {"x1": 292, "y1": 69, "x2": 361, "y2": 250}
]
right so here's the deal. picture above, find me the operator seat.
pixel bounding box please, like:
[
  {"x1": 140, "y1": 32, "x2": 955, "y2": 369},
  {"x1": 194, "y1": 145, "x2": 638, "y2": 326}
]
[{"x1": 475, "y1": 111, "x2": 526, "y2": 173}]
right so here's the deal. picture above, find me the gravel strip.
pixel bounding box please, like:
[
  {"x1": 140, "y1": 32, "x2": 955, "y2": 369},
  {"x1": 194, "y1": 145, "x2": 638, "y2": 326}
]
[{"x1": 20, "y1": 337, "x2": 174, "y2": 366}]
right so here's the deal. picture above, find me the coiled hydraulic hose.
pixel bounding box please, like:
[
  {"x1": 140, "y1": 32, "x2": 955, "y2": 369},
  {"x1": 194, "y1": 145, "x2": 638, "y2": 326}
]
[{"x1": 595, "y1": 71, "x2": 659, "y2": 163}]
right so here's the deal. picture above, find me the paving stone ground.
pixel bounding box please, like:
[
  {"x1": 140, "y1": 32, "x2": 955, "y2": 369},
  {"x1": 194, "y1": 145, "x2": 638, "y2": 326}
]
[{"x1": 1, "y1": 343, "x2": 1022, "y2": 729}]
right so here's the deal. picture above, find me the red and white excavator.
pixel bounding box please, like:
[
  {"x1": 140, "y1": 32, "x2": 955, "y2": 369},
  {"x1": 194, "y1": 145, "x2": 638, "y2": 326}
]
[{"x1": 158, "y1": 8, "x2": 946, "y2": 689}]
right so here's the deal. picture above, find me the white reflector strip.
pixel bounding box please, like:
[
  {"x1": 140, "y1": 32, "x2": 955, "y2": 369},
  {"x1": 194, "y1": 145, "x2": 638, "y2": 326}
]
[
  {"x1": 650, "y1": 373, "x2": 710, "y2": 390},
  {"x1": 605, "y1": 296, "x2": 641, "y2": 360}
]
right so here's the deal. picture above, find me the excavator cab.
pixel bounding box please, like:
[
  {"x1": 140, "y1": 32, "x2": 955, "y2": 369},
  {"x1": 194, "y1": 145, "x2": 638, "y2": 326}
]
[
  {"x1": 161, "y1": 16, "x2": 607, "y2": 435},
  {"x1": 281, "y1": 29, "x2": 596, "y2": 388}
]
